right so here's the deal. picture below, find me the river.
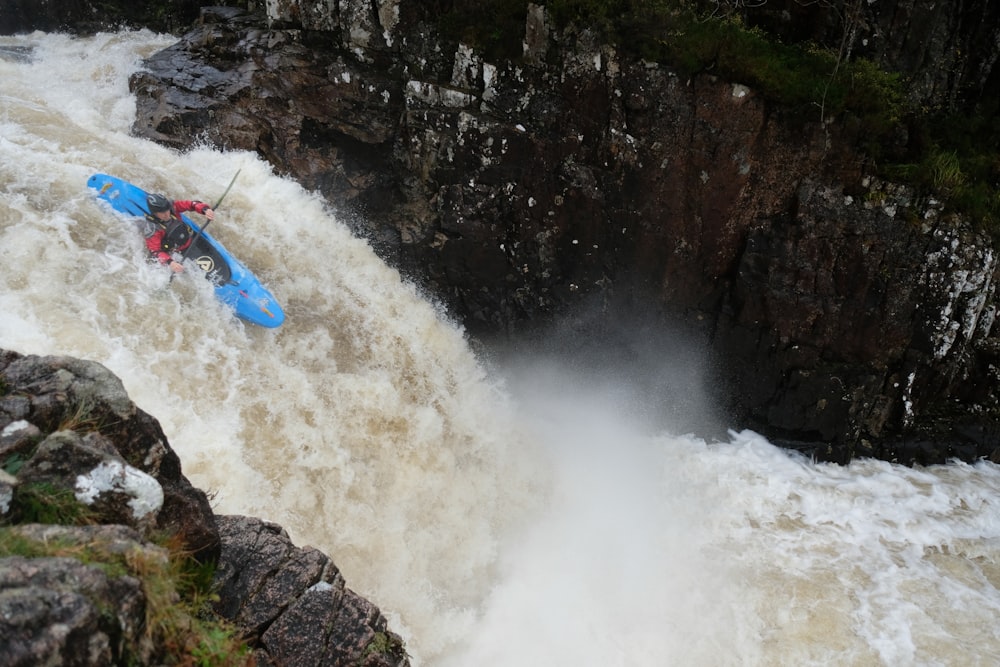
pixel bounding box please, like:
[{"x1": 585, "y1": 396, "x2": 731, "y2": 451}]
[{"x1": 1, "y1": 30, "x2": 998, "y2": 666}]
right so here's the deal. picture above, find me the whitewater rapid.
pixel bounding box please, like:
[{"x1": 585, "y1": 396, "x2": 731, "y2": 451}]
[{"x1": 2, "y1": 30, "x2": 999, "y2": 666}]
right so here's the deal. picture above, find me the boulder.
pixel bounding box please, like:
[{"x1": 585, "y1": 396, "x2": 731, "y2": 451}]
[
  {"x1": 0, "y1": 349, "x2": 411, "y2": 665},
  {"x1": 213, "y1": 515, "x2": 408, "y2": 666},
  {"x1": 0, "y1": 525, "x2": 160, "y2": 667},
  {"x1": 0, "y1": 350, "x2": 218, "y2": 559}
]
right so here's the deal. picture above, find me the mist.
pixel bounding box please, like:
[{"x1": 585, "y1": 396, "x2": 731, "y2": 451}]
[{"x1": 2, "y1": 29, "x2": 1000, "y2": 667}]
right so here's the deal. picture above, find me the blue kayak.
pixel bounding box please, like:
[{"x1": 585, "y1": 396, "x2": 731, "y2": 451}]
[{"x1": 87, "y1": 173, "x2": 285, "y2": 328}]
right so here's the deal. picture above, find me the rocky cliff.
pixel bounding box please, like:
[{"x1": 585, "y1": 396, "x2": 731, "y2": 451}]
[
  {"x1": 4, "y1": 1, "x2": 1000, "y2": 464},
  {"x1": 0, "y1": 349, "x2": 409, "y2": 666},
  {"x1": 119, "y1": 3, "x2": 1000, "y2": 465},
  {"x1": 0, "y1": 0, "x2": 214, "y2": 34}
]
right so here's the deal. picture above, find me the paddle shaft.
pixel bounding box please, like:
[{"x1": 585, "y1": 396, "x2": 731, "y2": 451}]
[{"x1": 179, "y1": 169, "x2": 241, "y2": 262}]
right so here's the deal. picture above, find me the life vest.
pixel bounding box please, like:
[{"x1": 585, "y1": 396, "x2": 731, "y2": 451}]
[
  {"x1": 160, "y1": 217, "x2": 192, "y2": 251},
  {"x1": 145, "y1": 212, "x2": 191, "y2": 251}
]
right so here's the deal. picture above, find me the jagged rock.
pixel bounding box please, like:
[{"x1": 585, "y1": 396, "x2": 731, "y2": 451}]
[
  {"x1": 717, "y1": 179, "x2": 1000, "y2": 463},
  {"x1": 212, "y1": 515, "x2": 408, "y2": 666},
  {"x1": 0, "y1": 350, "x2": 218, "y2": 559},
  {"x1": 16, "y1": 430, "x2": 164, "y2": 532},
  {"x1": 0, "y1": 525, "x2": 157, "y2": 667}
]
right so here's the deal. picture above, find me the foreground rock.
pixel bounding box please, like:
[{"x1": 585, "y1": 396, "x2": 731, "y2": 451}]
[
  {"x1": 0, "y1": 349, "x2": 409, "y2": 666},
  {"x1": 0, "y1": 349, "x2": 218, "y2": 559},
  {"x1": 214, "y1": 516, "x2": 407, "y2": 665},
  {"x1": 0, "y1": 525, "x2": 163, "y2": 666}
]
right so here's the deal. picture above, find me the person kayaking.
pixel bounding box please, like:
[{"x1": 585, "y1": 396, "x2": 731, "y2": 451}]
[{"x1": 143, "y1": 193, "x2": 215, "y2": 273}]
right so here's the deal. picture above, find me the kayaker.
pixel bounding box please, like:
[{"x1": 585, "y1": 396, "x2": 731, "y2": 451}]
[{"x1": 143, "y1": 193, "x2": 215, "y2": 273}]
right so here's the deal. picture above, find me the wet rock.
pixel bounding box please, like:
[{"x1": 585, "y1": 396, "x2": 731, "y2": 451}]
[
  {"x1": 213, "y1": 515, "x2": 409, "y2": 666},
  {"x1": 124, "y1": 7, "x2": 1000, "y2": 463}
]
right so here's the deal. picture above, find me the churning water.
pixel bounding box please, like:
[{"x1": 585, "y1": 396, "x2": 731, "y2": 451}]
[{"x1": 2, "y1": 30, "x2": 998, "y2": 666}]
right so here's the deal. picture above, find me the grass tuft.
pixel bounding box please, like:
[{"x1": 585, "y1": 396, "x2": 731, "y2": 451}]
[
  {"x1": 0, "y1": 527, "x2": 250, "y2": 666},
  {"x1": 129, "y1": 534, "x2": 251, "y2": 666},
  {"x1": 6, "y1": 481, "x2": 98, "y2": 526}
]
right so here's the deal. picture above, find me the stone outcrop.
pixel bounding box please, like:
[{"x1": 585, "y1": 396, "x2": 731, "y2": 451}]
[
  {"x1": 213, "y1": 515, "x2": 407, "y2": 666},
  {"x1": 0, "y1": 349, "x2": 218, "y2": 559},
  {"x1": 719, "y1": 180, "x2": 1000, "y2": 463},
  {"x1": 120, "y1": 4, "x2": 1000, "y2": 464},
  {"x1": 1, "y1": 349, "x2": 409, "y2": 666},
  {"x1": 0, "y1": 525, "x2": 162, "y2": 666}
]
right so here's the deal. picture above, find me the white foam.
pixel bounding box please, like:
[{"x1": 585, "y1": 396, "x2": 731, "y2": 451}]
[{"x1": 1, "y1": 30, "x2": 999, "y2": 667}]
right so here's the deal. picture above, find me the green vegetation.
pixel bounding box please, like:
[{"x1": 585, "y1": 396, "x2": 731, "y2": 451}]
[
  {"x1": 361, "y1": 630, "x2": 408, "y2": 662},
  {"x1": 130, "y1": 533, "x2": 251, "y2": 666},
  {"x1": 3, "y1": 452, "x2": 28, "y2": 476},
  {"x1": 438, "y1": 0, "x2": 998, "y2": 227},
  {"x1": 885, "y1": 99, "x2": 1000, "y2": 228},
  {"x1": 1, "y1": 492, "x2": 249, "y2": 665},
  {"x1": 6, "y1": 481, "x2": 98, "y2": 525},
  {"x1": 439, "y1": 0, "x2": 530, "y2": 60}
]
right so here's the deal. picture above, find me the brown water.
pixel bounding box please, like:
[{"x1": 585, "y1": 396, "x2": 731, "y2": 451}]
[{"x1": 2, "y1": 31, "x2": 998, "y2": 666}]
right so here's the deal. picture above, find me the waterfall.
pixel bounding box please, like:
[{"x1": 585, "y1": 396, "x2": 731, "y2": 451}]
[{"x1": 2, "y1": 30, "x2": 999, "y2": 666}]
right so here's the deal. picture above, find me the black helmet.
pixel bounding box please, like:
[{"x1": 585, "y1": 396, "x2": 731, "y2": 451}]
[{"x1": 146, "y1": 193, "x2": 171, "y2": 214}]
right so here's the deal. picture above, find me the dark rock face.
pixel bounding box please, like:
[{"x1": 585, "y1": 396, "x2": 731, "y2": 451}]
[
  {"x1": 720, "y1": 0, "x2": 1000, "y2": 109},
  {"x1": 1, "y1": 349, "x2": 410, "y2": 665},
  {"x1": 213, "y1": 515, "x2": 408, "y2": 666},
  {"x1": 718, "y1": 181, "x2": 1000, "y2": 463},
  {"x1": 0, "y1": 0, "x2": 226, "y2": 35},
  {"x1": 122, "y1": 6, "x2": 1000, "y2": 464}
]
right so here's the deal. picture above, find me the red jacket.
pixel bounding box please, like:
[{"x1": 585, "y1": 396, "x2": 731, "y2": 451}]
[{"x1": 145, "y1": 200, "x2": 212, "y2": 264}]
